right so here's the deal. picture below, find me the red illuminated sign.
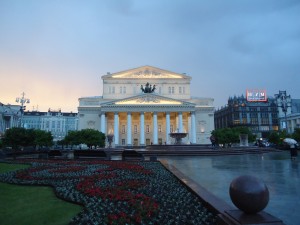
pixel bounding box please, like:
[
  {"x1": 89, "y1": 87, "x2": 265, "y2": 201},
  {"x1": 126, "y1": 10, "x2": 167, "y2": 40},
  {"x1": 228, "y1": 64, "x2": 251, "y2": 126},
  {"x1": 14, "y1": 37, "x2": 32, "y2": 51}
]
[{"x1": 246, "y1": 89, "x2": 267, "y2": 102}]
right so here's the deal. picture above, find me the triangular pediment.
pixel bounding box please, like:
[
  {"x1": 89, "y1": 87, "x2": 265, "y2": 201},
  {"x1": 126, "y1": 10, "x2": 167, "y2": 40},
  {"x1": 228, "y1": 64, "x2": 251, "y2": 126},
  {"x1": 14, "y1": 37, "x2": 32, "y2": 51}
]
[
  {"x1": 101, "y1": 93, "x2": 195, "y2": 106},
  {"x1": 102, "y1": 65, "x2": 191, "y2": 79}
]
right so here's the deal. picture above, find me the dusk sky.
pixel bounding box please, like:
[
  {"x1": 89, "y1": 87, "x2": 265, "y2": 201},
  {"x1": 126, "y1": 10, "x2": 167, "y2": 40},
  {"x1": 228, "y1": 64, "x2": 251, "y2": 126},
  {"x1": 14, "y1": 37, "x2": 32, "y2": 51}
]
[{"x1": 1, "y1": 0, "x2": 300, "y2": 112}]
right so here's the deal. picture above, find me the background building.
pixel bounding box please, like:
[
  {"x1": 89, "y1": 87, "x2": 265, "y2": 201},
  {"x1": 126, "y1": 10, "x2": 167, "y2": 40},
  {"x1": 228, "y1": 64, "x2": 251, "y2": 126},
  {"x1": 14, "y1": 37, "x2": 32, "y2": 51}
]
[
  {"x1": 214, "y1": 95, "x2": 279, "y2": 138},
  {"x1": 275, "y1": 90, "x2": 300, "y2": 133},
  {"x1": 215, "y1": 90, "x2": 300, "y2": 138},
  {"x1": 23, "y1": 109, "x2": 78, "y2": 141},
  {"x1": 78, "y1": 65, "x2": 215, "y2": 147},
  {"x1": 0, "y1": 103, "x2": 21, "y2": 137}
]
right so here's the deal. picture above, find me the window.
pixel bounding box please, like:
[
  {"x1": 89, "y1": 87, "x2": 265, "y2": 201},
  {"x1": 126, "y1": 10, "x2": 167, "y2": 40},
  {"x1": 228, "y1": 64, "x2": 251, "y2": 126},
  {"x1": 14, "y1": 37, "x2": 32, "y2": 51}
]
[
  {"x1": 170, "y1": 125, "x2": 174, "y2": 133},
  {"x1": 52, "y1": 121, "x2": 55, "y2": 129},
  {"x1": 168, "y1": 87, "x2": 171, "y2": 94},
  {"x1": 172, "y1": 87, "x2": 175, "y2": 94},
  {"x1": 123, "y1": 87, "x2": 126, "y2": 94},
  {"x1": 179, "y1": 87, "x2": 182, "y2": 94},
  {"x1": 134, "y1": 125, "x2": 138, "y2": 134},
  {"x1": 120, "y1": 86, "x2": 122, "y2": 93},
  {"x1": 261, "y1": 118, "x2": 269, "y2": 125},
  {"x1": 122, "y1": 125, "x2": 126, "y2": 134},
  {"x1": 183, "y1": 87, "x2": 185, "y2": 94},
  {"x1": 146, "y1": 125, "x2": 150, "y2": 133},
  {"x1": 122, "y1": 139, "x2": 125, "y2": 145},
  {"x1": 112, "y1": 86, "x2": 115, "y2": 94},
  {"x1": 158, "y1": 125, "x2": 162, "y2": 132},
  {"x1": 46, "y1": 121, "x2": 49, "y2": 129}
]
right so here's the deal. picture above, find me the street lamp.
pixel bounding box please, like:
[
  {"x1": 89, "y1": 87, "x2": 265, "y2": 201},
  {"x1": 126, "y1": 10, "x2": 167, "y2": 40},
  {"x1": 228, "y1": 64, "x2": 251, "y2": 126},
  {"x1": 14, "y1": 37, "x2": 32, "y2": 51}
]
[{"x1": 16, "y1": 92, "x2": 30, "y2": 128}]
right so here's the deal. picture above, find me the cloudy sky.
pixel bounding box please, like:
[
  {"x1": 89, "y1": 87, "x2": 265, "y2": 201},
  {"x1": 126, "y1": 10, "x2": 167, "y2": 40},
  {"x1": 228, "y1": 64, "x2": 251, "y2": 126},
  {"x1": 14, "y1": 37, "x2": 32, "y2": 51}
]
[{"x1": 1, "y1": 0, "x2": 299, "y2": 112}]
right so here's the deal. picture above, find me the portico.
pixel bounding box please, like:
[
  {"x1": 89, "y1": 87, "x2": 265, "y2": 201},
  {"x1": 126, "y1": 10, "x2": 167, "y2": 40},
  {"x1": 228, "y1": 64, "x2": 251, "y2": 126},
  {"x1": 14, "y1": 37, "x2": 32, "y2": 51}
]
[{"x1": 98, "y1": 93, "x2": 196, "y2": 146}]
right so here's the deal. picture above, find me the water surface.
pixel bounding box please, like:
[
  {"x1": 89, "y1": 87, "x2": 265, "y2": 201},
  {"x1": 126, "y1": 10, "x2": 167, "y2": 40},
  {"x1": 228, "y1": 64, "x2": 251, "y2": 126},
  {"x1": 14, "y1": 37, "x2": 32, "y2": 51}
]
[{"x1": 160, "y1": 152, "x2": 300, "y2": 225}]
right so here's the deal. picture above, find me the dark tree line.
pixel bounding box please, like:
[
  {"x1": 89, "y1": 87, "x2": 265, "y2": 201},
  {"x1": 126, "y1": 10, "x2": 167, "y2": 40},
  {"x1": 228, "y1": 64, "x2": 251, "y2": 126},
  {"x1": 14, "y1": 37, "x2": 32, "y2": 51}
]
[
  {"x1": 268, "y1": 128, "x2": 300, "y2": 145},
  {"x1": 211, "y1": 127, "x2": 256, "y2": 146},
  {"x1": 2, "y1": 127, "x2": 53, "y2": 150},
  {"x1": 211, "y1": 127, "x2": 300, "y2": 146},
  {"x1": 58, "y1": 129, "x2": 105, "y2": 149},
  {"x1": 1, "y1": 128, "x2": 106, "y2": 151}
]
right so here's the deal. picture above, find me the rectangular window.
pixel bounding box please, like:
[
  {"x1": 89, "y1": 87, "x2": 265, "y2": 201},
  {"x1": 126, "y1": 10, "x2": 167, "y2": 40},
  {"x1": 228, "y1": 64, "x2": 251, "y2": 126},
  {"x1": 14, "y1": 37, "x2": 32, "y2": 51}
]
[
  {"x1": 122, "y1": 139, "x2": 125, "y2": 145},
  {"x1": 123, "y1": 87, "x2": 126, "y2": 94},
  {"x1": 52, "y1": 121, "x2": 55, "y2": 129},
  {"x1": 122, "y1": 125, "x2": 126, "y2": 134},
  {"x1": 179, "y1": 87, "x2": 182, "y2": 94},
  {"x1": 112, "y1": 87, "x2": 115, "y2": 94},
  {"x1": 158, "y1": 125, "x2": 162, "y2": 132},
  {"x1": 134, "y1": 125, "x2": 138, "y2": 134},
  {"x1": 168, "y1": 87, "x2": 171, "y2": 94},
  {"x1": 46, "y1": 121, "x2": 49, "y2": 129},
  {"x1": 146, "y1": 125, "x2": 150, "y2": 133},
  {"x1": 57, "y1": 121, "x2": 61, "y2": 128},
  {"x1": 172, "y1": 87, "x2": 175, "y2": 94}
]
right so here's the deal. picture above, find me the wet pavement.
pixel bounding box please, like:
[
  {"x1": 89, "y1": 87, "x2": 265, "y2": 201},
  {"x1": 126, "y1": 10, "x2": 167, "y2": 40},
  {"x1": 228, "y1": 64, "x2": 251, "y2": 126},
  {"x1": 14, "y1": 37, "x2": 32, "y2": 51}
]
[{"x1": 159, "y1": 152, "x2": 300, "y2": 225}]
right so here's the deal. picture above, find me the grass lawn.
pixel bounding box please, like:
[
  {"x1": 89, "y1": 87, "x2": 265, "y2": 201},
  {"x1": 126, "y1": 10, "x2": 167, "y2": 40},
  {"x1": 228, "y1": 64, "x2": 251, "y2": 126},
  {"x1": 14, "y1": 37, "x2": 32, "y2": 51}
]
[{"x1": 0, "y1": 162, "x2": 82, "y2": 225}]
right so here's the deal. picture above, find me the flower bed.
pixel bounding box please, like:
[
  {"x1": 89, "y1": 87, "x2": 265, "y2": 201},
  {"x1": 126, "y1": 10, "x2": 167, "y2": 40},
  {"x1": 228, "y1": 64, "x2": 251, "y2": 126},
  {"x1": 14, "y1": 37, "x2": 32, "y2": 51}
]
[{"x1": 0, "y1": 159, "x2": 218, "y2": 225}]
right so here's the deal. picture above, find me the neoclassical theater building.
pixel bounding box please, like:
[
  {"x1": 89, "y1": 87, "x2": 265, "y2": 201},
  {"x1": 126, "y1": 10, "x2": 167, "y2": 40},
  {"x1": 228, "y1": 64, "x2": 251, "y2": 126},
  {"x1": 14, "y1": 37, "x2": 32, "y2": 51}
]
[{"x1": 78, "y1": 66, "x2": 214, "y2": 147}]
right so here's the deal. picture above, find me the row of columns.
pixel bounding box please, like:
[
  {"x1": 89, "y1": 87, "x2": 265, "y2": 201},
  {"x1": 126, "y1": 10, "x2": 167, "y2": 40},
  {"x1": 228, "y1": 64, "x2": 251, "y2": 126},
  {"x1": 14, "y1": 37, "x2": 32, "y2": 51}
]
[{"x1": 100, "y1": 111, "x2": 197, "y2": 146}]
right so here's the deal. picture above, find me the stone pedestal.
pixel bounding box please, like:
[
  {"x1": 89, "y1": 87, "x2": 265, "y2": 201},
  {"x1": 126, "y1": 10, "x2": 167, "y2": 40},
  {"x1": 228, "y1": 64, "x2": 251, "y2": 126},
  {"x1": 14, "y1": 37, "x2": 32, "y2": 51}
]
[{"x1": 218, "y1": 210, "x2": 284, "y2": 225}]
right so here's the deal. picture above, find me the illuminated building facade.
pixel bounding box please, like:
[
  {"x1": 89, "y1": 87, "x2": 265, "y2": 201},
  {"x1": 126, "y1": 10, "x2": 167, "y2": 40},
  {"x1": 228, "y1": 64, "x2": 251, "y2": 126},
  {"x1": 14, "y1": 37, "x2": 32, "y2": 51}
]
[
  {"x1": 78, "y1": 66, "x2": 215, "y2": 147},
  {"x1": 214, "y1": 95, "x2": 279, "y2": 138}
]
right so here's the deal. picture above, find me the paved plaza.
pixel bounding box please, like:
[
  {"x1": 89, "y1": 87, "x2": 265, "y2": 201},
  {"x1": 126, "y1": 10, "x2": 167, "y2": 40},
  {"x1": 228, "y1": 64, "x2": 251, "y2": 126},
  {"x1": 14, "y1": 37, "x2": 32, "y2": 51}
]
[{"x1": 160, "y1": 152, "x2": 300, "y2": 225}]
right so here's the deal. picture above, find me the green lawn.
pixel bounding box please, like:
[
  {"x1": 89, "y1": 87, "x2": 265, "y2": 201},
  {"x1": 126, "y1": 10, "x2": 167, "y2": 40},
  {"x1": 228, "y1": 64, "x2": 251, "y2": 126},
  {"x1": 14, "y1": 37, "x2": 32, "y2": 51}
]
[{"x1": 0, "y1": 162, "x2": 82, "y2": 225}]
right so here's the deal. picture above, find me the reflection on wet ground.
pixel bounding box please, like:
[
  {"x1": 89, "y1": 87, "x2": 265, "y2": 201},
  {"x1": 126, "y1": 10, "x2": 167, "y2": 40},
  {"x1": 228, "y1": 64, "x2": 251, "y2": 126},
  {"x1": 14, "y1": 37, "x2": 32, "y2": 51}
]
[{"x1": 160, "y1": 152, "x2": 300, "y2": 225}]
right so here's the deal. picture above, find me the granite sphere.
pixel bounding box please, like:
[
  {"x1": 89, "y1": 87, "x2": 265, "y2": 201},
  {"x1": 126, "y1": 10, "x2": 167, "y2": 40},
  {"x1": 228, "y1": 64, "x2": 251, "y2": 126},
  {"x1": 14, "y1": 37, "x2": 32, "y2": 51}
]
[{"x1": 229, "y1": 175, "x2": 269, "y2": 214}]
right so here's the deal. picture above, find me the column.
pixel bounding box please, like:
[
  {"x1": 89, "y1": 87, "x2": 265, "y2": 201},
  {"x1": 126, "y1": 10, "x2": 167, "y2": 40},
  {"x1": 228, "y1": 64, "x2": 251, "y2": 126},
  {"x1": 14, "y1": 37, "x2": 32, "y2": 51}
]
[
  {"x1": 188, "y1": 114, "x2": 192, "y2": 143},
  {"x1": 191, "y1": 111, "x2": 196, "y2": 144},
  {"x1": 10, "y1": 116, "x2": 13, "y2": 128},
  {"x1": 178, "y1": 112, "x2": 183, "y2": 132},
  {"x1": 114, "y1": 112, "x2": 119, "y2": 146},
  {"x1": 127, "y1": 112, "x2": 132, "y2": 146},
  {"x1": 153, "y1": 112, "x2": 158, "y2": 144},
  {"x1": 140, "y1": 112, "x2": 145, "y2": 146},
  {"x1": 100, "y1": 113, "x2": 106, "y2": 134},
  {"x1": 166, "y1": 112, "x2": 170, "y2": 144}
]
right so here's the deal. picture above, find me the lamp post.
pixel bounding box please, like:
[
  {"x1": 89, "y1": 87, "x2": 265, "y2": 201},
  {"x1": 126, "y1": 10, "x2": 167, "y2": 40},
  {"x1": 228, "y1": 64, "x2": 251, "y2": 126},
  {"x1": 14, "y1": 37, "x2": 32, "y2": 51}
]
[{"x1": 16, "y1": 92, "x2": 30, "y2": 128}]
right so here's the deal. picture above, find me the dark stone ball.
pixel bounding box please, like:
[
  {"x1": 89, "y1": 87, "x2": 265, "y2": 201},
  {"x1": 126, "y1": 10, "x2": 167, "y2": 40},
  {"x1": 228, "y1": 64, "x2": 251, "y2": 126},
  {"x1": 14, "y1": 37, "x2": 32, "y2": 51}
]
[{"x1": 229, "y1": 175, "x2": 269, "y2": 214}]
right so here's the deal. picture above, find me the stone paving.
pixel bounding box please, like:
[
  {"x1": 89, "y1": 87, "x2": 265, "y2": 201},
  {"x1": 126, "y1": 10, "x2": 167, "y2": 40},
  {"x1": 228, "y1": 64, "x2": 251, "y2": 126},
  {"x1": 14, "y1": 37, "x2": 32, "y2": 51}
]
[{"x1": 160, "y1": 152, "x2": 299, "y2": 225}]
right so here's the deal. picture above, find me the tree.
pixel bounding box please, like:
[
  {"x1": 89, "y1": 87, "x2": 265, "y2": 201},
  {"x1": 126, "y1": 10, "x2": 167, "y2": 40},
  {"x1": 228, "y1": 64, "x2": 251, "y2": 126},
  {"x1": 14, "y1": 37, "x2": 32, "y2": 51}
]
[
  {"x1": 34, "y1": 130, "x2": 53, "y2": 149},
  {"x1": 268, "y1": 131, "x2": 280, "y2": 145},
  {"x1": 211, "y1": 127, "x2": 255, "y2": 146},
  {"x1": 3, "y1": 127, "x2": 27, "y2": 150},
  {"x1": 292, "y1": 128, "x2": 300, "y2": 142},
  {"x1": 64, "y1": 131, "x2": 81, "y2": 149},
  {"x1": 63, "y1": 129, "x2": 106, "y2": 149},
  {"x1": 2, "y1": 128, "x2": 54, "y2": 151},
  {"x1": 234, "y1": 127, "x2": 256, "y2": 143},
  {"x1": 79, "y1": 129, "x2": 105, "y2": 148}
]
